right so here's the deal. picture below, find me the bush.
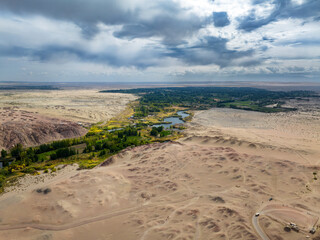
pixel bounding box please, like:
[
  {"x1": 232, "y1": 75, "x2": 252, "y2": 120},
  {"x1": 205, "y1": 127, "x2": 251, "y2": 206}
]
[
  {"x1": 0, "y1": 175, "x2": 6, "y2": 188},
  {"x1": 50, "y1": 153, "x2": 57, "y2": 160},
  {"x1": 99, "y1": 149, "x2": 107, "y2": 156},
  {"x1": 1, "y1": 149, "x2": 7, "y2": 158},
  {"x1": 150, "y1": 128, "x2": 158, "y2": 136},
  {"x1": 0, "y1": 167, "x2": 10, "y2": 176},
  {"x1": 22, "y1": 167, "x2": 36, "y2": 174},
  {"x1": 160, "y1": 131, "x2": 171, "y2": 137}
]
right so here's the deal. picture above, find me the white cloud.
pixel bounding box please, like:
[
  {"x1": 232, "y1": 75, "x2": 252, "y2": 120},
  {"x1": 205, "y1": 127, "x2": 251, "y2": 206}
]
[{"x1": 0, "y1": 0, "x2": 319, "y2": 82}]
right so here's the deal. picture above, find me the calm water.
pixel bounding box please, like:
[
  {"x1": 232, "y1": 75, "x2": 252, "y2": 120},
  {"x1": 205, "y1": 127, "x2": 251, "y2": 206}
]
[
  {"x1": 107, "y1": 111, "x2": 190, "y2": 132},
  {"x1": 108, "y1": 128, "x2": 123, "y2": 132},
  {"x1": 177, "y1": 111, "x2": 189, "y2": 118},
  {"x1": 153, "y1": 111, "x2": 189, "y2": 129},
  {"x1": 0, "y1": 112, "x2": 190, "y2": 169}
]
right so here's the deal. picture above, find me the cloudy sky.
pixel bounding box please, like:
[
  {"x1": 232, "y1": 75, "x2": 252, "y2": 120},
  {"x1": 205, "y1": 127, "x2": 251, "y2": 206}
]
[{"x1": 0, "y1": 0, "x2": 319, "y2": 82}]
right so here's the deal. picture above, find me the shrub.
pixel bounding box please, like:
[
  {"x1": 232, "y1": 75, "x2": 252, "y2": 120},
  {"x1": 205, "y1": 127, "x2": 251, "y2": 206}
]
[
  {"x1": 1, "y1": 149, "x2": 7, "y2": 158},
  {"x1": 22, "y1": 167, "x2": 36, "y2": 174}
]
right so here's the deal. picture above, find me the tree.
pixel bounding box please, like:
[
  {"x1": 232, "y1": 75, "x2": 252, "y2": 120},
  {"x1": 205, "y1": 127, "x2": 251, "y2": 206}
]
[
  {"x1": 1, "y1": 149, "x2": 7, "y2": 158},
  {"x1": 156, "y1": 126, "x2": 164, "y2": 132},
  {"x1": 11, "y1": 144, "x2": 23, "y2": 160},
  {"x1": 99, "y1": 149, "x2": 107, "y2": 156},
  {"x1": 150, "y1": 128, "x2": 158, "y2": 136},
  {"x1": 50, "y1": 152, "x2": 58, "y2": 160}
]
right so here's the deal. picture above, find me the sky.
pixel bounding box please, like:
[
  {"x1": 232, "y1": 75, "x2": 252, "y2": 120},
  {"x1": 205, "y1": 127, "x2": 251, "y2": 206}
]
[{"x1": 0, "y1": 0, "x2": 319, "y2": 82}]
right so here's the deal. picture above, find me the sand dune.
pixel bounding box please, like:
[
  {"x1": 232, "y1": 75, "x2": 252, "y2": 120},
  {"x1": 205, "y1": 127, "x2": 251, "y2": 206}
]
[
  {"x1": 1, "y1": 101, "x2": 320, "y2": 239},
  {"x1": 0, "y1": 108, "x2": 87, "y2": 150}
]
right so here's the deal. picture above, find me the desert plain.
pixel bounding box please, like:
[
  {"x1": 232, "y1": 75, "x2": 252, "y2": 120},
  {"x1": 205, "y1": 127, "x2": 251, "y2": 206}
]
[
  {"x1": 0, "y1": 89, "x2": 136, "y2": 149},
  {"x1": 0, "y1": 91, "x2": 320, "y2": 240}
]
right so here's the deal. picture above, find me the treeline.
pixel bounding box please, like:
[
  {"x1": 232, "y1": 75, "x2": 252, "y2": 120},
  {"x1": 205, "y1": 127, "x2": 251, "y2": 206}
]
[
  {"x1": 84, "y1": 127, "x2": 147, "y2": 154},
  {"x1": 134, "y1": 103, "x2": 171, "y2": 117},
  {"x1": 0, "y1": 138, "x2": 84, "y2": 172},
  {"x1": 36, "y1": 139, "x2": 82, "y2": 154},
  {"x1": 101, "y1": 87, "x2": 316, "y2": 113},
  {"x1": 50, "y1": 148, "x2": 77, "y2": 160},
  {"x1": 0, "y1": 126, "x2": 147, "y2": 190}
]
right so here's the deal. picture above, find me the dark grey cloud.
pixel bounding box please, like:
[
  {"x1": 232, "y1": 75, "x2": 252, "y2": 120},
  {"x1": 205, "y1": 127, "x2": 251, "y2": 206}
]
[
  {"x1": 239, "y1": 0, "x2": 320, "y2": 31},
  {"x1": 0, "y1": 35, "x2": 257, "y2": 69},
  {"x1": 113, "y1": 13, "x2": 203, "y2": 46},
  {"x1": 0, "y1": 0, "x2": 135, "y2": 24},
  {"x1": 238, "y1": 0, "x2": 288, "y2": 31},
  {"x1": 0, "y1": 0, "x2": 136, "y2": 37},
  {"x1": 167, "y1": 36, "x2": 255, "y2": 67},
  {"x1": 0, "y1": 0, "x2": 206, "y2": 45},
  {"x1": 0, "y1": 44, "x2": 159, "y2": 69},
  {"x1": 0, "y1": 0, "x2": 259, "y2": 68},
  {"x1": 212, "y1": 12, "x2": 230, "y2": 27},
  {"x1": 262, "y1": 36, "x2": 275, "y2": 42},
  {"x1": 113, "y1": 1, "x2": 205, "y2": 46}
]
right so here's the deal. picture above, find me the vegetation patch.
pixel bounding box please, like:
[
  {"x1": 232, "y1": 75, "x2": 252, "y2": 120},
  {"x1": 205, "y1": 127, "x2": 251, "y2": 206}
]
[
  {"x1": 101, "y1": 87, "x2": 316, "y2": 113},
  {"x1": 1, "y1": 87, "x2": 317, "y2": 193}
]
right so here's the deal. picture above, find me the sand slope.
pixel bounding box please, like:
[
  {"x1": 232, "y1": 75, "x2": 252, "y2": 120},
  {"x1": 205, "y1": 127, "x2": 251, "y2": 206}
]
[
  {"x1": 0, "y1": 90, "x2": 136, "y2": 149},
  {"x1": 0, "y1": 108, "x2": 87, "y2": 150},
  {"x1": 1, "y1": 105, "x2": 320, "y2": 240}
]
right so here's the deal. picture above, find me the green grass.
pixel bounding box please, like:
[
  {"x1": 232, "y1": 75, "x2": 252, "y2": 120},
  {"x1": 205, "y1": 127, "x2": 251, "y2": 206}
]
[{"x1": 37, "y1": 150, "x2": 55, "y2": 162}]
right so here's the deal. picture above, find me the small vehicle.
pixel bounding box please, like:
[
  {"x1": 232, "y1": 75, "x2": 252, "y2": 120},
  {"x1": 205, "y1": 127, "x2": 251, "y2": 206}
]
[
  {"x1": 309, "y1": 227, "x2": 316, "y2": 234},
  {"x1": 255, "y1": 213, "x2": 260, "y2": 217}
]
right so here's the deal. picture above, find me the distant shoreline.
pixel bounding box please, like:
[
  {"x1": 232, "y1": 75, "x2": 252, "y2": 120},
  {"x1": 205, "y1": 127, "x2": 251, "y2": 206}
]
[{"x1": 1, "y1": 81, "x2": 320, "y2": 92}]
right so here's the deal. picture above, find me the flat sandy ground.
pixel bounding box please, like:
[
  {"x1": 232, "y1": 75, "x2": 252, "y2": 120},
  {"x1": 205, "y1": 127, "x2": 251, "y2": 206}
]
[
  {"x1": 0, "y1": 90, "x2": 137, "y2": 149},
  {"x1": 0, "y1": 90, "x2": 137, "y2": 124},
  {"x1": 1, "y1": 99, "x2": 320, "y2": 240}
]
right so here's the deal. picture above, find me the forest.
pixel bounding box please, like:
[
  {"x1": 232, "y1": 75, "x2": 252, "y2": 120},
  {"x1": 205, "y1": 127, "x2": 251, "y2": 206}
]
[{"x1": 102, "y1": 87, "x2": 316, "y2": 114}]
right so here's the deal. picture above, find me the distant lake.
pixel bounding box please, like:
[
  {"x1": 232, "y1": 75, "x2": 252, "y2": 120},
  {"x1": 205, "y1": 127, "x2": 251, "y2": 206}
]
[
  {"x1": 107, "y1": 111, "x2": 190, "y2": 132},
  {"x1": 153, "y1": 111, "x2": 189, "y2": 129}
]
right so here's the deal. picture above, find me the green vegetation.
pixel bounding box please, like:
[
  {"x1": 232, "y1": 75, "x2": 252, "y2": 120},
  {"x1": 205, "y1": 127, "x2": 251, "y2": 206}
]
[
  {"x1": 102, "y1": 87, "x2": 316, "y2": 113},
  {"x1": 0, "y1": 86, "x2": 317, "y2": 193},
  {"x1": 0, "y1": 126, "x2": 151, "y2": 192},
  {"x1": 1, "y1": 149, "x2": 7, "y2": 158},
  {"x1": 0, "y1": 109, "x2": 183, "y2": 192},
  {"x1": 151, "y1": 126, "x2": 164, "y2": 136},
  {"x1": 313, "y1": 172, "x2": 317, "y2": 180}
]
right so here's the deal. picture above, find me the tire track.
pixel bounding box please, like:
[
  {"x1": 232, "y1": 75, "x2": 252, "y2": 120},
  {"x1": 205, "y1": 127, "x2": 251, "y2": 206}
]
[{"x1": 0, "y1": 197, "x2": 196, "y2": 232}]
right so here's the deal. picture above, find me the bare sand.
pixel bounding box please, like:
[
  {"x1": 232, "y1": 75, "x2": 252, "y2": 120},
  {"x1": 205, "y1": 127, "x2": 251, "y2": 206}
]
[
  {"x1": 1, "y1": 99, "x2": 320, "y2": 240},
  {"x1": 0, "y1": 90, "x2": 137, "y2": 149},
  {"x1": 0, "y1": 90, "x2": 137, "y2": 124}
]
